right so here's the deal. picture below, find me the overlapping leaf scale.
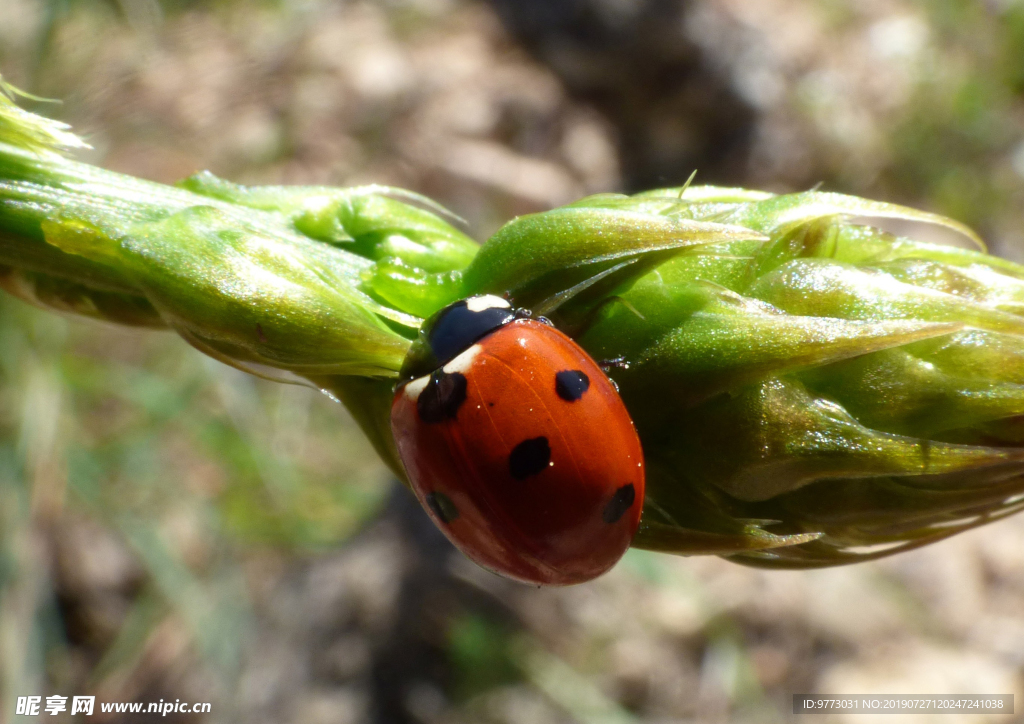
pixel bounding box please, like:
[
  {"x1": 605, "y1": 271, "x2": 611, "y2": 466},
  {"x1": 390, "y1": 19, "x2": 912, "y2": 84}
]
[
  {"x1": 180, "y1": 171, "x2": 479, "y2": 318},
  {"x1": 578, "y1": 279, "x2": 959, "y2": 413},
  {"x1": 41, "y1": 206, "x2": 413, "y2": 377},
  {"x1": 461, "y1": 205, "x2": 770, "y2": 311},
  {"x1": 749, "y1": 259, "x2": 1024, "y2": 334},
  {"x1": 0, "y1": 264, "x2": 162, "y2": 327}
]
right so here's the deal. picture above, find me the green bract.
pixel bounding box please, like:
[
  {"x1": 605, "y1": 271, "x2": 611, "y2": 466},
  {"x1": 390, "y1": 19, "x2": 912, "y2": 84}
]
[{"x1": 4, "y1": 78, "x2": 1024, "y2": 568}]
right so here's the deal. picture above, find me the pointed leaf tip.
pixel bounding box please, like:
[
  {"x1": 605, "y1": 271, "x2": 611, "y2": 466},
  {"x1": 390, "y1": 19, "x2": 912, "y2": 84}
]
[
  {"x1": 728, "y1": 190, "x2": 986, "y2": 251},
  {"x1": 0, "y1": 75, "x2": 90, "y2": 154},
  {"x1": 464, "y1": 206, "x2": 769, "y2": 306}
]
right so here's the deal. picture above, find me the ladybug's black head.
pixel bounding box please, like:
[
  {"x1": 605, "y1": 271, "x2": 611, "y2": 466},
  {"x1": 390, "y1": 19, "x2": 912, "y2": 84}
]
[{"x1": 399, "y1": 295, "x2": 516, "y2": 381}]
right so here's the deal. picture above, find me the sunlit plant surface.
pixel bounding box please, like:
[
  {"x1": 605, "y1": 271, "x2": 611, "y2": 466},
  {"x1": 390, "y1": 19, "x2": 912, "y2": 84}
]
[{"x1": 4, "y1": 78, "x2": 1024, "y2": 577}]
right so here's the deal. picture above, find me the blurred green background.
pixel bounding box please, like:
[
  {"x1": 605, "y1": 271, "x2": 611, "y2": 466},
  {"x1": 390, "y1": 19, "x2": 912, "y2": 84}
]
[{"x1": 2, "y1": 0, "x2": 1024, "y2": 722}]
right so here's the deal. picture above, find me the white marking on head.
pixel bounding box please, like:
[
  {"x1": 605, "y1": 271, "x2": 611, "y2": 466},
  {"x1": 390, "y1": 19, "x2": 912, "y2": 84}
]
[
  {"x1": 443, "y1": 344, "x2": 482, "y2": 374},
  {"x1": 404, "y1": 375, "x2": 430, "y2": 400},
  {"x1": 465, "y1": 295, "x2": 511, "y2": 313}
]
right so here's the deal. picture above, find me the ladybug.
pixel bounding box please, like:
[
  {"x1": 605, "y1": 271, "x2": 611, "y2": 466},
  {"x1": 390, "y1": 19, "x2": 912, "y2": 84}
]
[{"x1": 390, "y1": 294, "x2": 645, "y2": 585}]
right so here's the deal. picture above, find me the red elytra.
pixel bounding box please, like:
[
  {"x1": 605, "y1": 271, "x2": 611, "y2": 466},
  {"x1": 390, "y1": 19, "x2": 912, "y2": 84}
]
[{"x1": 390, "y1": 318, "x2": 645, "y2": 585}]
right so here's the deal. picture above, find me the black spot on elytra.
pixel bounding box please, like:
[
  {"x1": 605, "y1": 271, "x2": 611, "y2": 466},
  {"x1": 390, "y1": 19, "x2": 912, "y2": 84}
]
[
  {"x1": 417, "y1": 370, "x2": 468, "y2": 423},
  {"x1": 509, "y1": 437, "x2": 550, "y2": 479},
  {"x1": 425, "y1": 491, "x2": 459, "y2": 524},
  {"x1": 602, "y1": 484, "x2": 636, "y2": 524},
  {"x1": 555, "y1": 370, "x2": 590, "y2": 402}
]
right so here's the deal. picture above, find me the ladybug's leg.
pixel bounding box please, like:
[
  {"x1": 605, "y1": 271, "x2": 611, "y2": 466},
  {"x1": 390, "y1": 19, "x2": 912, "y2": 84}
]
[
  {"x1": 511, "y1": 307, "x2": 556, "y2": 327},
  {"x1": 596, "y1": 357, "x2": 629, "y2": 392},
  {"x1": 598, "y1": 356, "x2": 630, "y2": 371}
]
